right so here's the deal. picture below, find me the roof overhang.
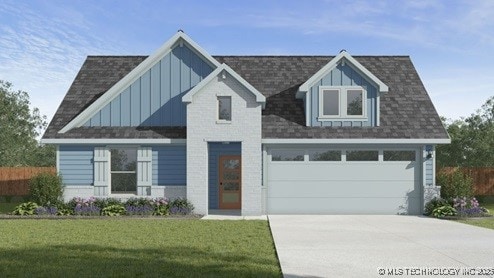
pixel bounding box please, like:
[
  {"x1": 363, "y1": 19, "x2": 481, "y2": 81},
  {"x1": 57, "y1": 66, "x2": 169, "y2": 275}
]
[
  {"x1": 182, "y1": 63, "x2": 266, "y2": 108},
  {"x1": 41, "y1": 138, "x2": 187, "y2": 145},
  {"x1": 296, "y1": 51, "x2": 389, "y2": 98},
  {"x1": 58, "y1": 31, "x2": 220, "y2": 134},
  {"x1": 261, "y1": 138, "x2": 451, "y2": 144}
]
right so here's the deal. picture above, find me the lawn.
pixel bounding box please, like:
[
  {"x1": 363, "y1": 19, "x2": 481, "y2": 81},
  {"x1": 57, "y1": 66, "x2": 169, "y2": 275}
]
[
  {"x1": 0, "y1": 219, "x2": 282, "y2": 277},
  {"x1": 457, "y1": 200, "x2": 494, "y2": 230}
]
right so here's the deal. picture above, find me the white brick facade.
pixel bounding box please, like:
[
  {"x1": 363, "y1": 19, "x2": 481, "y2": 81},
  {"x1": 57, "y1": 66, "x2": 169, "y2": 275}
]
[{"x1": 186, "y1": 72, "x2": 263, "y2": 216}]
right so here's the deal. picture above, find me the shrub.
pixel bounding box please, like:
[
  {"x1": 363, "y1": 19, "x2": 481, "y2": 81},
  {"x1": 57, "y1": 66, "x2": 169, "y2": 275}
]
[
  {"x1": 94, "y1": 198, "x2": 122, "y2": 209},
  {"x1": 453, "y1": 197, "x2": 488, "y2": 217},
  {"x1": 35, "y1": 206, "x2": 58, "y2": 215},
  {"x1": 432, "y1": 205, "x2": 457, "y2": 218},
  {"x1": 126, "y1": 205, "x2": 154, "y2": 216},
  {"x1": 437, "y1": 168, "x2": 473, "y2": 199},
  {"x1": 169, "y1": 198, "x2": 194, "y2": 215},
  {"x1": 424, "y1": 197, "x2": 451, "y2": 216},
  {"x1": 29, "y1": 173, "x2": 63, "y2": 206},
  {"x1": 12, "y1": 202, "x2": 39, "y2": 215},
  {"x1": 102, "y1": 204, "x2": 126, "y2": 216},
  {"x1": 125, "y1": 197, "x2": 152, "y2": 207},
  {"x1": 68, "y1": 197, "x2": 101, "y2": 216}
]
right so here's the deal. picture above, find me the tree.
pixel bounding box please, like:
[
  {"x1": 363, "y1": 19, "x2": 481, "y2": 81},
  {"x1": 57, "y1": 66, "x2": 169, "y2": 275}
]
[
  {"x1": 437, "y1": 96, "x2": 494, "y2": 167},
  {"x1": 0, "y1": 80, "x2": 55, "y2": 166}
]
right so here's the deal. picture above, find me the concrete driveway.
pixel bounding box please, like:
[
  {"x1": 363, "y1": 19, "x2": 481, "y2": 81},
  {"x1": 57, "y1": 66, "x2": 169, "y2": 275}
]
[{"x1": 269, "y1": 215, "x2": 494, "y2": 278}]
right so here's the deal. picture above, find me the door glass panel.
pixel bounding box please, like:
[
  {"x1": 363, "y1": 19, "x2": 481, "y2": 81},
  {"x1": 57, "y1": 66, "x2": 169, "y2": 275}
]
[
  {"x1": 384, "y1": 151, "x2": 416, "y2": 161},
  {"x1": 223, "y1": 182, "x2": 240, "y2": 191},
  {"x1": 222, "y1": 193, "x2": 239, "y2": 203},
  {"x1": 223, "y1": 159, "x2": 240, "y2": 169},
  {"x1": 223, "y1": 171, "x2": 240, "y2": 180},
  {"x1": 346, "y1": 150, "x2": 379, "y2": 161}
]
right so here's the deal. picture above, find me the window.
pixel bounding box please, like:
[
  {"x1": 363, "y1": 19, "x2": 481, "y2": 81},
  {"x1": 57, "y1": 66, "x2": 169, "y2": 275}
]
[
  {"x1": 308, "y1": 150, "x2": 341, "y2": 161},
  {"x1": 346, "y1": 150, "x2": 378, "y2": 161},
  {"x1": 271, "y1": 150, "x2": 304, "y2": 161},
  {"x1": 319, "y1": 87, "x2": 366, "y2": 118},
  {"x1": 218, "y1": 96, "x2": 232, "y2": 121},
  {"x1": 110, "y1": 148, "x2": 137, "y2": 194},
  {"x1": 384, "y1": 151, "x2": 416, "y2": 161}
]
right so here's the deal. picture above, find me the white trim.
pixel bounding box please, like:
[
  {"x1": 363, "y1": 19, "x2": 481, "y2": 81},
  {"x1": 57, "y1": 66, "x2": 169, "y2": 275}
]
[
  {"x1": 59, "y1": 32, "x2": 221, "y2": 134},
  {"x1": 56, "y1": 145, "x2": 60, "y2": 172},
  {"x1": 182, "y1": 64, "x2": 266, "y2": 107},
  {"x1": 376, "y1": 93, "x2": 381, "y2": 126},
  {"x1": 41, "y1": 139, "x2": 186, "y2": 144},
  {"x1": 262, "y1": 138, "x2": 451, "y2": 144},
  {"x1": 305, "y1": 92, "x2": 311, "y2": 126},
  {"x1": 432, "y1": 145, "x2": 436, "y2": 186},
  {"x1": 297, "y1": 51, "x2": 388, "y2": 97},
  {"x1": 318, "y1": 86, "x2": 367, "y2": 120}
]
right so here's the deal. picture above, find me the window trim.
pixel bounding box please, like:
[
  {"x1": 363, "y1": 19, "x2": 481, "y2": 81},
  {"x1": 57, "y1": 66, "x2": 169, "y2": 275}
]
[
  {"x1": 318, "y1": 86, "x2": 367, "y2": 120},
  {"x1": 217, "y1": 95, "x2": 232, "y2": 122}
]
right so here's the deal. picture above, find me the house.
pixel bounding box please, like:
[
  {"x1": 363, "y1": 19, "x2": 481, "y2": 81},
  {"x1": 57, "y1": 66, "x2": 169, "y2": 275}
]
[{"x1": 42, "y1": 31, "x2": 450, "y2": 216}]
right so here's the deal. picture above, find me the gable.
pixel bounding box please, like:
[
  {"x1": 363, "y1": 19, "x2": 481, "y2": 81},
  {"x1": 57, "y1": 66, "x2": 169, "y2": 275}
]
[
  {"x1": 59, "y1": 31, "x2": 220, "y2": 133},
  {"x1": 84, "y1": 44, "x2": 213, "y2": 127}
]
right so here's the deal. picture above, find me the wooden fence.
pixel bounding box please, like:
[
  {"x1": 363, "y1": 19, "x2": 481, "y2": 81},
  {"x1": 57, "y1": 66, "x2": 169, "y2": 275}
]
[
  {"x1": 438, "y1": 167, "x2": 494, "y2": 196},
  {"x1": 0, "y1": 167, "x2": 56, "y2": 196}
]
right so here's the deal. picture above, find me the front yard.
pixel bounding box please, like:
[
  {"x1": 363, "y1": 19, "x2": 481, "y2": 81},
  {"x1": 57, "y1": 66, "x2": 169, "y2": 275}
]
[{"x1": 0, "y1": 219, "x2": 282, "y2": 277}]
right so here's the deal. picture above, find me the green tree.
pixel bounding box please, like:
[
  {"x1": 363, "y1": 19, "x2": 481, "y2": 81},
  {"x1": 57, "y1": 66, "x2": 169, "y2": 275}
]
[
  {"x1": 437, "y1": 96, "x2": 494, "y2": 167},
  {"x1": 0, "y1": 80, "x2": 55, "y2": 166}
]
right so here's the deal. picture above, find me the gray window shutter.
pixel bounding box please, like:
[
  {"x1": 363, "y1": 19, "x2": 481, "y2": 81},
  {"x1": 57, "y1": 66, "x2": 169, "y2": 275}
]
[
  {"x1": 94, "y1": 147, "x2": 109, "y2": 196},
  {"x1": 137, "y1": 147, "x2": 152, "y2": 196}
]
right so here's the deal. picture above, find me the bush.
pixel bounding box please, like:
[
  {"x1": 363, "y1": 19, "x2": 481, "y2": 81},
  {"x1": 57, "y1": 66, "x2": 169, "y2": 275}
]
[
  {"x1": 35, "y1": 206, "x2": 58, "y2": 215},
  {"x1": 169, "y1": 198, "x2": 194, "y2": 215},
  {"x1": 424, "y1": 197, "x2": 451, "y2": 216},
  {"x1": 102, "y1": 204, "x2": 126, "y2": 216},
  {"x1": 94, "y1": 198, "x2": 122, "y2": 209},
  {"x1": 453, "y1": 197, "x2": 489, "y2": 217},
  {"x1": 29, "y1": 173, "x2": 63, "y2": 206},
  {"x1": 12, "y1": 202, "x2": 38, "y2": 215},
  {"x1": 432, "y1": 205, "x2": 457, "y2": 218},
  {"x1": 437, "y1": 168, "x2": 474, "y2": 199}
]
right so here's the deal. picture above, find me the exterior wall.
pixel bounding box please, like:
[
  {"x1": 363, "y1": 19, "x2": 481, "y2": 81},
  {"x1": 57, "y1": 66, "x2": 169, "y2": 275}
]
[
  {"x1": 152, "y1": 145, "x2": 186, "y2": 185},
  {"x1": 208, "y1": 142, "x2": 242, "y2": 209},
  {"x1": 186, "y1": 72, "x2": 263, "y2": 216},
  {"x1": 309, "y1": 63, "x2": 378, "y2": 127},
  {"x1": 59, "y1": 145, "x2": 94, "y2": 186},
  {"x1": 84, "y1": 44, "x2": 213, "y2": 127},
  {"x1": 423, "y1": 145, "x2": 440, "y2": 207}
]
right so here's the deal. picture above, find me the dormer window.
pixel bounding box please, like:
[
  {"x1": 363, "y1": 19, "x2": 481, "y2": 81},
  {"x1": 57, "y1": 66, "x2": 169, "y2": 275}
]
[{"x1": 319, "y1": 86, "x2": 366, "y2": 119}]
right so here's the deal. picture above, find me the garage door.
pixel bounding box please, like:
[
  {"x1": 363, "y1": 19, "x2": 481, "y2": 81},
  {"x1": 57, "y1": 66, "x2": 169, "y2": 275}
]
[{"x1": 266, "y1": 148, "x2": 421, "y2": 214}]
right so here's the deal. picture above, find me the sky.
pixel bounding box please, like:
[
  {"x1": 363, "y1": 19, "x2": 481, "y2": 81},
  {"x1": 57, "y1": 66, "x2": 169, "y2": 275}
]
[{"x1": 1, "y1": 0, "x2": 493, "y2": 129}]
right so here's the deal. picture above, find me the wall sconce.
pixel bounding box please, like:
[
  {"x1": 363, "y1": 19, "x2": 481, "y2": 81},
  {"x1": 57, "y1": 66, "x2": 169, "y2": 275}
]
[{"x1": 426, "y1": 149, "x2": 433, "y2": 159}]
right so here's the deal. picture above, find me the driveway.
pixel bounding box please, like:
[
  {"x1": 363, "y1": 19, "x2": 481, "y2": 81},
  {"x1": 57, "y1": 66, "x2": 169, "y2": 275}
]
[{"x1": 269, "y1": 215, "x2": 494, "y2": 278}]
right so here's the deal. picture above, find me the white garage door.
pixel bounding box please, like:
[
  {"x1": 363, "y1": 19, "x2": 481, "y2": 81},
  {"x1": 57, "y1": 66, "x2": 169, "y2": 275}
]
[{"x1": 266, "y1": 149, "x2": 421, "y2": 214}]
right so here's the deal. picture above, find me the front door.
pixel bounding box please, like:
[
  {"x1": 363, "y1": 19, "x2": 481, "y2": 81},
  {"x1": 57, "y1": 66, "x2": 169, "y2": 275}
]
[{"x1": 219, "y1": 155, "x2": 241, "y2": 209}]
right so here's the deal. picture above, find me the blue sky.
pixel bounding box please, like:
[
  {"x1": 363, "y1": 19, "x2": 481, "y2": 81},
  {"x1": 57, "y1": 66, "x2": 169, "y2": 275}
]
[{"x1": 1, "y1": 0, "x2": 493, "y2": 127}]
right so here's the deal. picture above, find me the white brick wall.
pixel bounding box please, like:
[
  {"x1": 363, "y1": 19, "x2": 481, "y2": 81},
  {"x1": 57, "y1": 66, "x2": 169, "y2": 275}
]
[{"x1": 186, "y1": 72, "x2": 263, "y2": 216}]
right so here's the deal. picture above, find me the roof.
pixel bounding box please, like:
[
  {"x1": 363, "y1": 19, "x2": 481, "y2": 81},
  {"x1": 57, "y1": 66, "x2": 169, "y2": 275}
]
[{"x1": 43, "y1": 55, "x2": 449, "y2": 140}]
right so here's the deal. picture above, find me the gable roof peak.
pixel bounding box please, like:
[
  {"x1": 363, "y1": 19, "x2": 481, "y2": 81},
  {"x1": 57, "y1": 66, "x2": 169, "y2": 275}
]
[{"x1": 297, "y1": 51, "x2": 389, "y2": 98}]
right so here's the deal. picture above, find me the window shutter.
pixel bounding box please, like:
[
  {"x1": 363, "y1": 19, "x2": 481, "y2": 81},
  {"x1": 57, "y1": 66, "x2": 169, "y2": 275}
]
[
  {"x1": 137, "y1": 147, "x2": 153, "y2": 196},
  {"x1": 94, "y1": 147, "x2": 109, "y2": 196}
]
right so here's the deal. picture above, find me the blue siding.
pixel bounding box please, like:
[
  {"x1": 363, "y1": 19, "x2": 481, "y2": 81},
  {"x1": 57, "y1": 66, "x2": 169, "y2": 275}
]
[
  {"x1": 208, "y1": 142, "x2": 241, "y2": 209},
  {"x1": 85, "y1": 44, "x2": 214, "y2": 127},
  {"x1": 59, "y1": 146, "x2": 94, "y2": 186},
  {"x1": 152, "y1": 146, "x2": 186, "y2": 185},
  {"x1": 309, "y1": 63, "x2": 378, "y2": 127}
]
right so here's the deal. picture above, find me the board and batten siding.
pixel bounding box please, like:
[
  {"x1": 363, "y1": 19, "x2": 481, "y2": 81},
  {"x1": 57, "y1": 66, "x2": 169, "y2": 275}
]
[
  {"x1": 152, "y1": 146, "x2": 186, "y2": 185},
  {"x1": 58, "y1": 145, "x2": 94, "y2": 186},
  {"x1": 208, "y1": 142, "x2": 241, "y2": 209},
  {"x1": 425, "y1": 145, "x2": 434, "y2": 186},
  {"x1": 309, "y1": 63, "x2": 378, "y2": 127},
  {"x1": 84, "y1": 44, "x2": 213, "y2": 127}
]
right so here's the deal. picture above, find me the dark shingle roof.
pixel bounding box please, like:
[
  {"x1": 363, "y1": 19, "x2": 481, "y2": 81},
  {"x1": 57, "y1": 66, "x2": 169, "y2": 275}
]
[{"x1": 43, "y1": 55, "x2": 449, "y2": 140}]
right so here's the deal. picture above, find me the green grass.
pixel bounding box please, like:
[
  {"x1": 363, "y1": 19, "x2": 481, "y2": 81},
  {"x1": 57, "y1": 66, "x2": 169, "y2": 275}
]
[
  {"x1": 457, "y1": 200, "x2": 494, "y2": 230},
  {"x1": 0, "y1": 219, "x2": 281, "y2": 277},
  {"x1": 0, "y1": 202, "x2": 21, "y2": 214}
]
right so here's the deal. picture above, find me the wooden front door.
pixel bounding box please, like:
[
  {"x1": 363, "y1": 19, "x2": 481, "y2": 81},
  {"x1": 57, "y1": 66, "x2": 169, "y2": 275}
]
[{"x1": 219, "y1": 155, "x2": 241, "y2": 209}]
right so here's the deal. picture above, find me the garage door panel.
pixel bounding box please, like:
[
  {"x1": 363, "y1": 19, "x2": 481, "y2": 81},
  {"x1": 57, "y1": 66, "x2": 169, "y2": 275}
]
[
  {"x1": 267, "y1": 180, "x2": 420, "y2": 198},
  {"x1": 267, "y1": 197, "x2": 422, "y2": 215},
  {"x1": 268, "y1": 163, "x2": 415, "y2": 181}
]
